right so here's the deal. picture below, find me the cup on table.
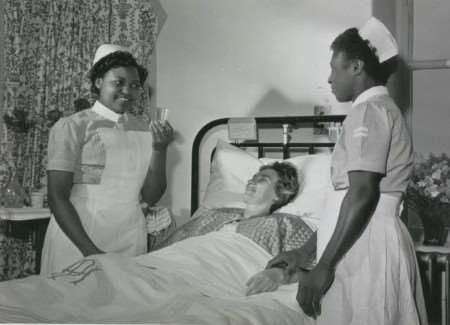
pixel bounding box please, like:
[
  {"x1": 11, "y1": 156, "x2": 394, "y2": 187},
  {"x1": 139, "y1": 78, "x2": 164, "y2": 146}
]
[
  {"x1": 150, "y1": 107, "x2": 169, "y2": 122},
  {"x1": 30, "y1": 191, "x2": 45, "y2": 208}
]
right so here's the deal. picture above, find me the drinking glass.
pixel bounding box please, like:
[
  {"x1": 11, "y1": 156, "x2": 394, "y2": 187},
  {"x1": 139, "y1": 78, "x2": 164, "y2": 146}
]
[{"x1": 150, "y1": 107, "x2": 169, "y2": 122}]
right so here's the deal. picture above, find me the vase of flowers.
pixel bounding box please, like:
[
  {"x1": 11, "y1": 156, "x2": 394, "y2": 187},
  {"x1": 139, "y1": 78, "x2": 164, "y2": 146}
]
[{"x1": 406, "y1": 153, "x2": 450, "y2": 246}]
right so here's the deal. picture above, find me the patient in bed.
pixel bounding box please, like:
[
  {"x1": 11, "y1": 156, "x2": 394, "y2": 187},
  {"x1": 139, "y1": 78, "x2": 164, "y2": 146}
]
[
  {"x1": 157, "y1": 161, "x2": 315, "y2": 295},
  {"x1": 0, "y1": 161, "x2": 314, "y2": 324}
]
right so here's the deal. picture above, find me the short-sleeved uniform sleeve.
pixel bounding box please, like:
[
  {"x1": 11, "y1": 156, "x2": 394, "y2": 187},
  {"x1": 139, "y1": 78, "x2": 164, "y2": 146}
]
[
  {"x1": 344, "y1": 102, "x2": 391, "y2": 175},
  {"x1": 47, "y1": 118, "x2": 82, "y2": 172}
]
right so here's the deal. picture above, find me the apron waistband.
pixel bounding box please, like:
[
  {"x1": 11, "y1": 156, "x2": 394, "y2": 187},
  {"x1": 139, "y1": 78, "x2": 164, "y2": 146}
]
[
  {"x1": 328, "y1": 190, "x2": 402, "y2": 218},
  {"x1": 374, "y1": 193, "x2": 402, "y2": 217},
  {"x1": 71, "y1": 184, "x2": 140, "y2": 204}
]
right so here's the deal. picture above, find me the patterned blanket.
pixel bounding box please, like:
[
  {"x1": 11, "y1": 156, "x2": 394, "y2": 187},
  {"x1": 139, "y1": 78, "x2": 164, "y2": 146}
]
[{"x1": 157, "y1": 207, "x2": 314, "y2": 256}]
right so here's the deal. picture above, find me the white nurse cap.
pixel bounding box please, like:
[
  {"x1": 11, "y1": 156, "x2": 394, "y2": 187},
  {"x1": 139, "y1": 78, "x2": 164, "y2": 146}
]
[
  {"x1": 92, "y1": 44, "x2": 129, "y2": 65},
  {"x1": 359, "y1": 17, "x2": 399, "y2": 63}
]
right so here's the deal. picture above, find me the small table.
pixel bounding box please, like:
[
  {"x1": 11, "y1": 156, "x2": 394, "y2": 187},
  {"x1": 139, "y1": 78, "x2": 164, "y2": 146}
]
[
  {"x1": 0, "y1": 207, "x2": 51, "y2": 222},
  {"x1": 0, "y1": 208, "x2": 51, "y2": 279},
  {"x1": 416, "y1": 241, "x2": 450, "y2": 325}
]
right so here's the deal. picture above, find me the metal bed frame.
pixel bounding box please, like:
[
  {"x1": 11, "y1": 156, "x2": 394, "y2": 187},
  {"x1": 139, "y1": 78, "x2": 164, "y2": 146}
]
[{"x1": 190, "y1": 115, "x2": 346, "y2": 214}]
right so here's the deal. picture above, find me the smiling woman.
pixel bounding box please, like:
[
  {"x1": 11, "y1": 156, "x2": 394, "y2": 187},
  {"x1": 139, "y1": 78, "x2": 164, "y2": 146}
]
[
  {"x1": 158, "y1": 161, "x2": 301, "y2": 246},
  {"x1": 158, "y1": 162, "x2": 303, "y2": 244},
  {"x1": 88, "y1": 46, "x2": 148, "y2": 114},
  {"x1": 244, "y1": 163, "x2": 300, "y2": 216},
  {"x1": 243, "y1": 168, "x2": 280, "y2": 216},
  {"x1": 152, "y1": 161, "x2": 311, "y2": 295},
  {"x1": 40, "y1": 44, "x2": 175, "y2": 276}
]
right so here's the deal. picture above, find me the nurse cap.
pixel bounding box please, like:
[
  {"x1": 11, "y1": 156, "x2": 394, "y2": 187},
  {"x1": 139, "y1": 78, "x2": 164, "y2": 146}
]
[
  {"x1": 92, "y1": 44, "x2": 129, "y2": 66},
  {"x1": 358, "y1": 17, "x2": 399, "y2": 63}
]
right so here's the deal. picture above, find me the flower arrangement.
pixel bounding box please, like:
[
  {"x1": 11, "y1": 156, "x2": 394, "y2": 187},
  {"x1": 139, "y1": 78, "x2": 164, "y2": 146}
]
[
  {"x1": 408, "y1": 153, "x2": 450, "y2": 203},
  {"x1": 3, "y1": 108, "x2": 35, "y2": 133},
  {"x1": 3, "y1": 108, "x2": 63, "y2": 133},
  {"x1": 406, "y1": 153, "x2": 450, "y2": 245}
]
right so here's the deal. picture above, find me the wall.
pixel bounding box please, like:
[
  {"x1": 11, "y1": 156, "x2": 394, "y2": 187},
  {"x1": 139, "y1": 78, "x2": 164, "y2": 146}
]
[
  {"x1": 373, "y1": 0, "x2": 412, "y2": 121},
  {"x1": 411, "y1": 0, "x2": 450, "y2": 156},
  {"x1": 155, "y1": 0, "x2": 372, "y2": 224}
]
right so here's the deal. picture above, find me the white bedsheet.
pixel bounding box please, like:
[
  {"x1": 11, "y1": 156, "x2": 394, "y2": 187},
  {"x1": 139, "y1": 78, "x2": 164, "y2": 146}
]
[{"x1": 0, "y1": 230, "x2": 312, "y2": 324}]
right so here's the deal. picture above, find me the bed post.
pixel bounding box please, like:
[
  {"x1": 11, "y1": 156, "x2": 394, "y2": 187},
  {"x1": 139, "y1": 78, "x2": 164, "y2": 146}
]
[{"x1": 191, "y1": 118, "x2": 228, "y2": 215}]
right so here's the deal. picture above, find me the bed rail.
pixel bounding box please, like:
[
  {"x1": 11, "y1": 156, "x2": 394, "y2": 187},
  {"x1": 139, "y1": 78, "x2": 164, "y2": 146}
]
[{"x1": 191, "y1": 115, "x2": 346, "y2": 214}]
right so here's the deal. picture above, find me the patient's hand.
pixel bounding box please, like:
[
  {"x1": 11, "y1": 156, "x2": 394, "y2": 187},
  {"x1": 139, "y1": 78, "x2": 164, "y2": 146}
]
[
  {"x1": 265, "y1": 248, "x2": 310, "y2": 276},
  {"x1": 245, "y1": 268, "x2": 285, "y2": 296}
]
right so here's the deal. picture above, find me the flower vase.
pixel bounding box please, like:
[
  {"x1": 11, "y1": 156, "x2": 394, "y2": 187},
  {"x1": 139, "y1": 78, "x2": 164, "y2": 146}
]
[
  {"x1": 420, "y1": 208, "x2": 449, "y2": 246},
  {"x1": 1, "y1": 171, "x2": 28, "y2": 208}
]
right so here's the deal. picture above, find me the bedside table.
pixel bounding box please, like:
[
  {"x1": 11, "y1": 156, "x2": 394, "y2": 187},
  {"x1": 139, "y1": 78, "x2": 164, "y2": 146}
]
[
  {"x1": 0, "y1": 208, "x2": 51, "y2": 280},
  {"x1": 416, "y1": 241, "x2": 450, "y2": 325},
  {"x1": 0, "y1": 207, "x2": 50, "y2": 221}
]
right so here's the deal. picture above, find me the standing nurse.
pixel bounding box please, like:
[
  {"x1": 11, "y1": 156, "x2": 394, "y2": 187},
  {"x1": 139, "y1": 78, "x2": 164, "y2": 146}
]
[
  {"x1": 267, "y1": 18, "x2": 428, "y2": 324},
  {"x1": 41, "y1": 44, "x2": 173, "y2": 275}
]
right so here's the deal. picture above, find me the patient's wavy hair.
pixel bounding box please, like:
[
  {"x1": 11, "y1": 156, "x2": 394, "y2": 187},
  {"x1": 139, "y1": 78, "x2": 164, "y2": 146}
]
[
  {"x1": 331, "y1": 28, "x2": 398, "y2": 85},
  {"x1": 88, "y1": 51, "x2": 148, "y2": 95},
  {"x1": 260, "y1": 162, "x2": 300, "y2": 213}
]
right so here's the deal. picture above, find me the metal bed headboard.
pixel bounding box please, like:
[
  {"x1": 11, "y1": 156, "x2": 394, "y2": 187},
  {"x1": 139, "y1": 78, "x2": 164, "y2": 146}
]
[{"x1": 191, "y1": 115, "x2": 346, "y2": 215}]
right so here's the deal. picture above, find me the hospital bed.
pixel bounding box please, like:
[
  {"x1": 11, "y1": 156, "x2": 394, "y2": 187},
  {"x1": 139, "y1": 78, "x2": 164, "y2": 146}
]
[{"x1": 0, "y1": 114, "x2": 345, "y2": 324}]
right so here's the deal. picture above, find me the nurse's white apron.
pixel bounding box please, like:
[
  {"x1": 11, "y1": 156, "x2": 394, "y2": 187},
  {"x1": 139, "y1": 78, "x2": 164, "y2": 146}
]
[
  {"x1": 41, "y1": 126, "x2": 152, "y2": 276},
  {"x1": 315, "y1": 190, "x2": 428, "y2": 325}
]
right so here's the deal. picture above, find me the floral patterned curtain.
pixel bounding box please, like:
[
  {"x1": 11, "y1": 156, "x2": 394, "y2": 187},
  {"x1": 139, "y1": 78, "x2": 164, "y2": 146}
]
[
  {"x1": 2, "y1": 0, "x2": 158, "y2": 191},
  {"x1": 0, "y1": 0, "x2": 161, "y2": 280}
]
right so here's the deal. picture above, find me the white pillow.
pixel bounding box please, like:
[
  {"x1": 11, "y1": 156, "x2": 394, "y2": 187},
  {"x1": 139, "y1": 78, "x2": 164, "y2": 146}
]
[
  {"x1": 264, "y1": 155, "x2": 333, "y2": 229},
  {"x1": 201, "y1": 140, "x2": 333, "y2": 229},
  {"x1": 202, "y1": 140, "x2": 260, "y2": 209}
]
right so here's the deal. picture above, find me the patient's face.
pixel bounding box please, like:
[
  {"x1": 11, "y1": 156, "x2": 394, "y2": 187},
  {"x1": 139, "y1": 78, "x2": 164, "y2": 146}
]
[{"x1": 243, "y1": 168, "x2": 279, "y2": 207}]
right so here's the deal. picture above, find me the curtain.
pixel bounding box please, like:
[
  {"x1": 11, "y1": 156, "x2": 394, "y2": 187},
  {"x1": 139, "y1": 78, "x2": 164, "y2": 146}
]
[
  {"x1": 2, "y1": 0, "x2": 158, "y2": 190},
  {"x1": 1, "y1": 0, "x2": 160, "y2": 280}
]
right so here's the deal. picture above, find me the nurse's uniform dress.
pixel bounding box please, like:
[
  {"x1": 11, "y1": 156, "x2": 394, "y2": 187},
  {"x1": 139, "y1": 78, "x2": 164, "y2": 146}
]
[
  {"x1": 41, "y1": 101, "x2": 152, "y2": 276},
  {"x1": 315, "y1": 86, "x2": 428, "y2": 325}
]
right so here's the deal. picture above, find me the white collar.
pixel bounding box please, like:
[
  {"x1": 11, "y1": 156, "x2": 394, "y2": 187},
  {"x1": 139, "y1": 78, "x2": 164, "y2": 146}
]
[
  {"x1": 352, "y1": 86, "x2": 389, "y2": 107},
  {"x1": 91, "y1": 101, "x2": 123, "y2": 123}
]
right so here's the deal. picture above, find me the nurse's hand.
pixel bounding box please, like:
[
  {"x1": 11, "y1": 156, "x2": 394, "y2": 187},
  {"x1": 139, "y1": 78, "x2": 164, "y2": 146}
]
[
  {"x1": 245, "y1": 268, "x2": 284, "y2": 296},
  {"x1": 150, "y1": 120, "x2": 174, "y2": 150},
  {"x1": 296, "y1": 263, "x2": 335, "y2": 319}
]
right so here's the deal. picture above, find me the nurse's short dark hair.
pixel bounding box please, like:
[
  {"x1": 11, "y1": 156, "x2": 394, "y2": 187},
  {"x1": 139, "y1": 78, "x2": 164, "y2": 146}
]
[
  {"x1": 260, "y1": 161, "x2": 300, "y2": 213},
  {"x1": 88, "y1": 51, "x2": 148, "y2": 95},
  {"x1": 331, "y1": 27, "x2": 398, "y2": 85}
]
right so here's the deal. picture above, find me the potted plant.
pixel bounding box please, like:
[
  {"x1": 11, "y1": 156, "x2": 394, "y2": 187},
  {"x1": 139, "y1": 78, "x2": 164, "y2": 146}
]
[{"x1": 406, "y1": 153, "x2": 450, "y2": 245}]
